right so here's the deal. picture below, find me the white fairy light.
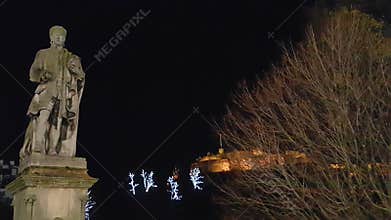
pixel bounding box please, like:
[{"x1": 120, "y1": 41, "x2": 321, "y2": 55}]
[
  {"x1": 167, "y1": 176, "x2": 182, "y2": 200},
  {"x1": 85, "y1": 190, "x2": 96, "y2": 220},
  {"x1": 141, "y1": 169, "x2": 157, "y2": 192},
  {"x1": 128, "y1": 172, "x2": 139, "y2": 195},
  {"x1": 189, "y1": 167, "x2": 204, "y2": 190}
]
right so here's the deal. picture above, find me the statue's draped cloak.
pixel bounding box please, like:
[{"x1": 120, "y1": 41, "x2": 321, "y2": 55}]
[
  {"x1": 20, "y1": 47, "x2": 85, "y2": 157},
  {"x1": 28, "y1": 47, "x2": 84, "y2": 117}
]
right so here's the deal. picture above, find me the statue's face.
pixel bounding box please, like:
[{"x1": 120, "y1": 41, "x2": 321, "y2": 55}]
[{"x1": 51, "y1": 33, "x2": 66, "y2": 47}]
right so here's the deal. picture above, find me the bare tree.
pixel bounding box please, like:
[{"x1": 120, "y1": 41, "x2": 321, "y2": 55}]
[{"x1": 217, "y1": 9, "x2": 391, "y2": 219}]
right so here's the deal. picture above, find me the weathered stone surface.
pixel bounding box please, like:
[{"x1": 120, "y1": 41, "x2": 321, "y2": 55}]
[
  {"x1": 18, "y1": 152, "x2": 87, "y2": 174},
  {"x1": 6, "y1": 160, "x2": 97, "y2": 220}
]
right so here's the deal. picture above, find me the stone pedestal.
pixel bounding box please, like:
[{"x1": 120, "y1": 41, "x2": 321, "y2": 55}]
[{"x1": 5, "y1": 153, "x2": 97, "y2": 220}]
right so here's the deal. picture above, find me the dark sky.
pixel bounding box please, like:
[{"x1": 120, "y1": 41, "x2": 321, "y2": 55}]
[{"x1": 0, "y1": 0, "x2": 312, "y2": 219}]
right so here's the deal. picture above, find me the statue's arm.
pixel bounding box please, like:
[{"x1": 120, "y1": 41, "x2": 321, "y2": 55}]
[{"x1": 29, "y1": 51, "x2": 43, "y2": 83}]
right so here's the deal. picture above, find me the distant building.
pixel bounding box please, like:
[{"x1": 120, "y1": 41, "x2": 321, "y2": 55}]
[
  {"x1": 192, "y1": 148, "x2": 310, "y2": 173},
  {"x1": 192, "y1": 148, "x2": 391, "y2": 178},
  {"x1": 0, "y1": 160, "x2": 18, "y2": 205}
]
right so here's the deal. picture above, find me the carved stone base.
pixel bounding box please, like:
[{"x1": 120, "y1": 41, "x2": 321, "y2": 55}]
[
  {"x1": 18, "y1": 152, "x2": 87, "y2": 174},
  {"x1": 6, "y1": 155, "x2": 97, "y2": 220}
]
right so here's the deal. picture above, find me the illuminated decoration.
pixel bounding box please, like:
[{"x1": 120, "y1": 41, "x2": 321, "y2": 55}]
[
  {"x1": 85, "y1": 190, "x2": 96, "y2": 220},
  {"x1": 128, "y1": 172, "x2": 139, "y2": 195},
  {"x1": 167, "y1": 176, "x2": 182, "y2": 200},
  {"x1": 141, "y1": 169, "x2": 157, "y2": 192},
  {"x1": 189, "y1": 168, "x2": 204, "y2": 190}
]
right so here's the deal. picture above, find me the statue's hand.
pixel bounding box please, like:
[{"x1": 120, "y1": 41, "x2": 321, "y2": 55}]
[
  {"x1": 68, "y1": 59, "x2": 78, "y2": 71},
  {"x1": 40, "y1": 71, "x2": 53, "y2": 82}
]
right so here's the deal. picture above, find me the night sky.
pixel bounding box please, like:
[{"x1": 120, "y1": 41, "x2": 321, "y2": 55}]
[{"x1": 0, "y1": 0, "x2": 312, "y2": 219}]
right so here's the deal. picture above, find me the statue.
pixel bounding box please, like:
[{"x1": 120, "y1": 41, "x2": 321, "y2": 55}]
[{"x1": 19, "y1": 25, "x2": 85, "y2": 158}]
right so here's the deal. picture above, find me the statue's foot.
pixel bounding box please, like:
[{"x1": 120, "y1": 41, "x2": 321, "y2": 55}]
[
  {"x1": 32, "y1": 149, "x2": 41, "y2": 154},
  {"x1": 47, "y1": 150, "x2": 57, "y2": 156}
]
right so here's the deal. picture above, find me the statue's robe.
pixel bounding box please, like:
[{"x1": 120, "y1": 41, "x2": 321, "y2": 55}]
[{"x1": 20, "y1": 47, "x2": 85, "y2": 158}]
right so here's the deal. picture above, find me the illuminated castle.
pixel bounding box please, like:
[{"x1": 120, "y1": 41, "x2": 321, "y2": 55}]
[
  {"x1": 191, "y1": 148, "x2": 311, "y2": 173},
  {"x1": 192, "y1": 147, "x2": 391, "y2": 176}
]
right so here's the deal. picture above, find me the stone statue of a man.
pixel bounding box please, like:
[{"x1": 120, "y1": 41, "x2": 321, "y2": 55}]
[{"x1": 20, "y1": 25, "x2": 85, "y2": 158}]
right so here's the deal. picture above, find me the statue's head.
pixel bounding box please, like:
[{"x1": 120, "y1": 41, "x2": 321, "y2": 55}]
[{"x1": 49, "y1": 25, "x2": 67, "y2": 47}]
